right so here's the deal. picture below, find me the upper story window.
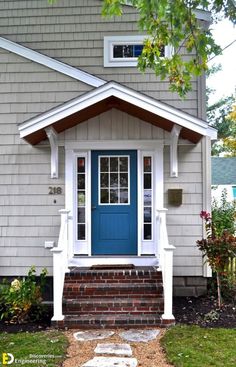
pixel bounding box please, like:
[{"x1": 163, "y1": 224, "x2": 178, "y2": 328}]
[
  {"x1": 113, "y1": 44, "x2": 143, "y2": 59},
  {"x1": 104, "y1": 35, "x2": 169, "y2": 68}
]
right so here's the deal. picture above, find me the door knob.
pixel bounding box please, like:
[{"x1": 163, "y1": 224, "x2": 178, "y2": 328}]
[{"x1": 92, "y1": 206, "x2": 96, "y2": 210}]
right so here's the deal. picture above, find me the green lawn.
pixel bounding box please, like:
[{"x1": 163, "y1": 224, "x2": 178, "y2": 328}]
[
  {"x1": 161, "y1": 325, "x2": 236, "y2": 367},
  {"x1": 0, "y1": 330, "x2": 68, "y2": 367}
]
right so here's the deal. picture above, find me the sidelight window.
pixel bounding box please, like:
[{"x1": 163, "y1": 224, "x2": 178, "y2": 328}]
[
  {"x1": 143, "y1": 156, "x2": 153, "y2": 240},
  {"x1": 77, "y1": 157, "x2": 86, "y2": 240}
]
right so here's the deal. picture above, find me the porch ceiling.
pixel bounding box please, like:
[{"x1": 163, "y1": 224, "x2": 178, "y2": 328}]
[{"x1": 19, "y1": 81, "x2": 217, "y2": 145}]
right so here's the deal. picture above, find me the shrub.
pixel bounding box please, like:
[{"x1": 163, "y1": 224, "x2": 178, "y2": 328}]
[
  {"x1": 212, "y1": 189, "x2": 236, "y2": 237},
  {"x1": 197, "y1": 191, "x2": 236, "y2": 307},
  {"x1": 0, "y1": 266, "x2": 48, "y2": 324}
]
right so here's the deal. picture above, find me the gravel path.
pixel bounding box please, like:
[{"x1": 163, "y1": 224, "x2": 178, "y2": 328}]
[{"x1": 62, "y1": 329, "x2": 172, "y2": 367}]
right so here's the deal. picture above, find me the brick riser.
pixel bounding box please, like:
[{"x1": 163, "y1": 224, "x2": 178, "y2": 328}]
[
  {"x1": 63, "y1": 298, "x2": 164, "y2": 314},
  {"x1": 63, "y1": 283, "x2": 163, "y2": 298},
  {"x1": 56, "y1": 267, "x2": 175, "y2": 329}
]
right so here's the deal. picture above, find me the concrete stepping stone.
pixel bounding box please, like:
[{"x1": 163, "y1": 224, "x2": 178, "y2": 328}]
[
  {"x1": 119, "y1": 329, "x2": 160, "y2": 343},
  {"x1": 74, "y1": 330, "x2": 114, "y2": 341},
  {"x1": 94, "y1": 343, "x2": 132, "y2": 356},
  {"x1": 82, "y1": 357, "x2": 137, "y2": 367}
]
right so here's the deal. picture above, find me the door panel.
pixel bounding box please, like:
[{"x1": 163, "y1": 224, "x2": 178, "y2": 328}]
[{"x1": 91, "y1": 150, "x2": 137, "y2": 255}]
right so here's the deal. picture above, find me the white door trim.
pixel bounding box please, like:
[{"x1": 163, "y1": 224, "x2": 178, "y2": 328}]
[{"x1": 65, "y1": 140, "x2": 164, "y2": 262}]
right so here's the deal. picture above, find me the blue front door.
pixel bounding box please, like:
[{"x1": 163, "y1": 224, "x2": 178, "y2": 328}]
[{"x1": 91, "y1": 150, "x2": 137, "y2": 255}]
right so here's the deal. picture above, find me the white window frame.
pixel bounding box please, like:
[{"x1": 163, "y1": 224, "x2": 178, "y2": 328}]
[{"x1": 104, "y1": 35, "x2": 172, "y2": 67}]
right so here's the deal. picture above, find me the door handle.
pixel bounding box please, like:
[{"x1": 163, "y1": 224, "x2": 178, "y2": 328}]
[{"x1": 92, "y1": 206, "x2": 97, "y2": 210}]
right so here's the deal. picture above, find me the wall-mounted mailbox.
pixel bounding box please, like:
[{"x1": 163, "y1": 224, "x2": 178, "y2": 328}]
[{"x1": 168, "y1": 189, "x2": 183, "y2": 206}]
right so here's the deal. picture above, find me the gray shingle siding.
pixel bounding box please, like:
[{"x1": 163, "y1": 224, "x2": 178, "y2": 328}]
[{"x1": 212, "y1": 157, "x2": 236, "y2": 185}]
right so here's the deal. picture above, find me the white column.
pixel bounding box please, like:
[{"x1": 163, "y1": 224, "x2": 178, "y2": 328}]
[
  {"x1": 162, "y1": 245, "x2": 175, "y2": 320},
  {"x1": 51, "y1": 209, "x2": 70, "y2": 321},
  {"x1": 51, "y1": 248, "x2": 64, "y2": 321},
  {"x1": 157, "y1": 208, "x2": 175, "y2": 321}
]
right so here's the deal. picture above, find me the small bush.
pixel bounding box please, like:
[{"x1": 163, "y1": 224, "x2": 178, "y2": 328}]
[
  {"x1": 0, "y1": 266, "x2": 48, "y2": 324},
  {"x1": 197, "y1": 190, "x2": 236, "y2": 307}
]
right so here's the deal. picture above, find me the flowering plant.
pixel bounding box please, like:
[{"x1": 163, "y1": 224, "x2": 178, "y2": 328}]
[
  {"x1": 0, "y1": 266, "x2": 48, "y2": 324},
  {"x1": 197, "y1": 208, "x2": 236, "y2": 307}
]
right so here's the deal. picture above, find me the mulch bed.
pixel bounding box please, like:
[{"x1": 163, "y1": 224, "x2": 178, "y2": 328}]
[{"x1": 173, "y1": 296, "x2": 236, "y2": 328}]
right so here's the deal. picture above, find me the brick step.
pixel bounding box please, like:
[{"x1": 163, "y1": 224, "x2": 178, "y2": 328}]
[
  {"x1": 63, "y1": 282, "x2": 163, "y2": 298},
  {"x1": 60, "y1": 313, "x2": 170, "y2": 329},
  {"x1": 66, "y1": 267, "x2": 162, "y2": 283},
  {"x1": 63, "y1": 297, "x2": 164, "y2": 314}
]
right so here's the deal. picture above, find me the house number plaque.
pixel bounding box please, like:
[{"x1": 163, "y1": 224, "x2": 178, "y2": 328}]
[{"x1": 48, "y1": 187, "x2": 62, "y2": 195}]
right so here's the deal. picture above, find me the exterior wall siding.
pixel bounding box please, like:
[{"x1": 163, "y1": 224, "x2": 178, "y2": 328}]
[
  {"x1": 164, "y1": 143, "x2": 203, "y2": 276},
  {"x1": 0, "y1": 0, "x2": 198, "y2": 116},
  {"x1": 0, "y1": 50, "x2": 92, "y2": 276},
  {"x1": 58, "y1": 109, "x2": 168, "y2": 142}
]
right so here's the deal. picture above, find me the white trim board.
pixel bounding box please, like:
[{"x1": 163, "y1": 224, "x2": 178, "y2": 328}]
[
  {"x1": 0, "y1": 36, "x2": 105, "y2": 88},
  {"x1": 19, "y1": 81, "x2": 217, "y2": 141}
]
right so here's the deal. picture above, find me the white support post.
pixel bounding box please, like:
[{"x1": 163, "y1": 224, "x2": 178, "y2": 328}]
[
  {"x1": 51, "y1": 209, "x2": 70, "y2": 322},
  {"x1": 170, "y1": 124, "x2": 182, "y2": 177},
  {"x1": 51, "y1": 247, "x2": 64, "y2": 321},
  {"x1": 156, "y1": 208, "x2": 175, "y2": 322},
  {"x1": 162, "y1": 245, "x2": 175, "y2": 321},
  {"x1": 45, "y1": 126, "x2": 59, "y2": 179}
]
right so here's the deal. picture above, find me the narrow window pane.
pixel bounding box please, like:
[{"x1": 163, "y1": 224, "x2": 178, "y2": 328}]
[
  {"x1": 77, "y1": 158, "x2": 85, "y2": 173},
  {"x1": 144, "y1": 174, "x2": 151, "y2": 189},
  {"x1": 119, "y1": 157, "x2": 128, "y2": 172},
  {"x1": 100, "y1": 173, "x2": 109, "y2": 188},
  {"x1": 123, "y1": 45, "x2": 133, "y2": 57},
  {"x1": 113, "y1": 45, "x2": 123, "y2": 58},
  {"x1": 78, "y1": 174, "x2": 85, "y2": 189},
  {"x1": 144, "y1": 224, "x2": 152, "y2": 240},
  {"x1": 134, "y1": 44, "x2": 143, "y2": 57},
  {"x1": 144, "y1": 157, "x2": 151, "y2": 172},
  {"x1": 78, "y1": 208, "x2": 85, "y2": 223},
  {"x1": 110, "y1": 157, "x2": 118, "y2": 172},
  {"x1": 100, "y1": 157, "x2": 109, "y2": 172},
  {"x1": 110, "y1": 173, "x2": 118, "y2": 188},
  {"x1": 120, "y1": 173, "x2": 128, "y2": 187},
  {"x1": 110, "y1": 189, "x2": 118, "y2": 204},
  {"x1": 144, "y1": 207, "x2": 152, "y2": 223},
  {"x1": 78, "y1": 224, "x2": 85, "y2": 240},
  {"x1": 78, "y1": 191, "x2": 85, "y2": 206},
  {"x1": 101, "y1": 189, "x2": 109, "y2": 204},
  {"x1": 144, "y1": 190, "x2": 152, "y2": 206},
  {"x1": 120, "y1": 189, "x2": 128, "y2": 204}
]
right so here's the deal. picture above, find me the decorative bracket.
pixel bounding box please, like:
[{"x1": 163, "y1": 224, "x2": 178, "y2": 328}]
[
  {"x1": 170, "y1": 124, "x2": 182, "y2": 177},
  {"x1": 45, "y1": 127, "x2": 58, "y2": 179}
]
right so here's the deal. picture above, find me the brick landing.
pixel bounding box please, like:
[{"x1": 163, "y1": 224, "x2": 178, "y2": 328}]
[{"x1": 53, "y1": 266, "x2": 175, "y2": 329}]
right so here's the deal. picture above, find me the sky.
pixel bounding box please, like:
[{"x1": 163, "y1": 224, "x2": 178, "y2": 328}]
[{"x1": 207, "y1": 19, "x2": 236, "y2": 104}]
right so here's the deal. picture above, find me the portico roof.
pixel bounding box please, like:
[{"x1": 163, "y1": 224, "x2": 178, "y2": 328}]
[{"x1": 19, "y1": 81, "x2": 217, "y2": 145}]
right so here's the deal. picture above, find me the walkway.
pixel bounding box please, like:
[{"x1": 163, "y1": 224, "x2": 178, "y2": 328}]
[{"x1": 62, "y1": 329, "x2": 172, "y2": 367}]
